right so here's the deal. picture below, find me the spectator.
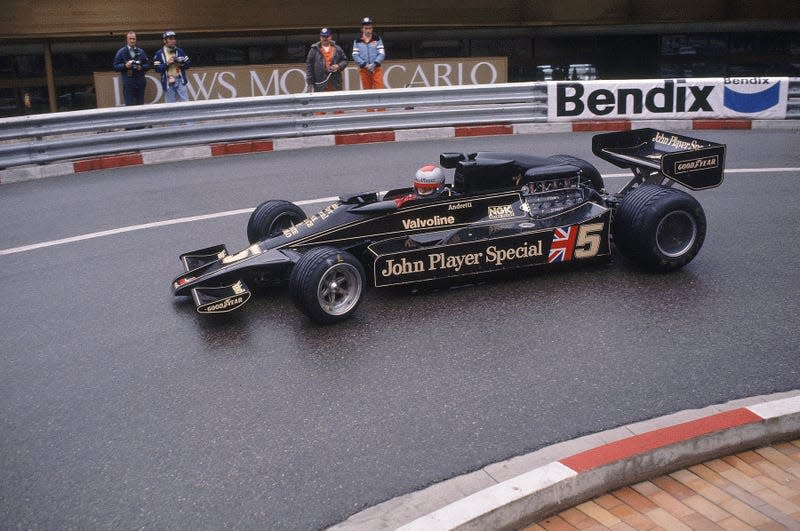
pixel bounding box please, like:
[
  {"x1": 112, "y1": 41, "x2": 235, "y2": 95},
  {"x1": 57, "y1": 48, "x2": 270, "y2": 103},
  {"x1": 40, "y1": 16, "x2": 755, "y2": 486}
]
[
  {"x1": 305, "y1": 28, "x2": 348, "y2": 92},
  {"x1": 153, "y1": 31, "x2": 192, "y2": 102},
  {"x1": 352, "y1": 17, "x2": 385, "y2": 89},
  {"x1": 112, "y1": 31, "x2": 150, "y2": 106}
]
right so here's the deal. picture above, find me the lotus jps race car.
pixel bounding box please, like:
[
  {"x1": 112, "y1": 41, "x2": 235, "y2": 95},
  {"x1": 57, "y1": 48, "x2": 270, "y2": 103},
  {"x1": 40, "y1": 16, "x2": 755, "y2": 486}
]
[{"x1": 172, "y1": 128, "x2": 725, "y2": 324}]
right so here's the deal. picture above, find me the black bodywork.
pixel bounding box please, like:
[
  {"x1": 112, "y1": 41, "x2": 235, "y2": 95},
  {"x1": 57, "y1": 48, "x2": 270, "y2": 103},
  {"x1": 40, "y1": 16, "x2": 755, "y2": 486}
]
[{"x1": 172, "y1": 128, "x2": 725, "y2": 322}]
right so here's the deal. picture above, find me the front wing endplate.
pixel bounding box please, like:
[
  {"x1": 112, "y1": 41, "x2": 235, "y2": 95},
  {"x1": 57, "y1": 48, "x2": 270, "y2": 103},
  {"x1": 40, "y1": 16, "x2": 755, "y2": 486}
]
[
  {"x1": 191, "y1": 280, "x2": 251, "y2": 313},
  {"x1": 180, "y1": 244, "x2": 229, "y2": 273}
]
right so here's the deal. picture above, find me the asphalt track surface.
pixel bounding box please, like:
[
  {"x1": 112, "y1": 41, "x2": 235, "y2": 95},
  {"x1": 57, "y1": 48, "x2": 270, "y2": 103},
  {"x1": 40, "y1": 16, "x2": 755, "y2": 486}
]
[{"x1": 1, "y1": 130, "x2": 798, "y2": 529}]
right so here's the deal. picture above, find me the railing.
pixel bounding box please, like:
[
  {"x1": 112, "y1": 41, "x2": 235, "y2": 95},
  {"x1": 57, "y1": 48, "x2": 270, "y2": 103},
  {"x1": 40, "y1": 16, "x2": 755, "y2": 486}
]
[
  {"x1": 1, "y1": 79, "x2": 798, "y2": 170},
  {"x1": 0, "y1": 83, "x2": 547, "y2": 169},
  {"x1": 789, "y1": 78, "x2": 800, "y2": 115}
]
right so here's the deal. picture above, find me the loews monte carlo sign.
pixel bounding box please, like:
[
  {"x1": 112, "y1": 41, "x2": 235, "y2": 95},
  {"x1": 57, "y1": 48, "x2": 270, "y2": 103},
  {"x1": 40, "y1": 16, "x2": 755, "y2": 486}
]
[{"x1": 94, "y1": 57, "x2": 507, "y2": 107}]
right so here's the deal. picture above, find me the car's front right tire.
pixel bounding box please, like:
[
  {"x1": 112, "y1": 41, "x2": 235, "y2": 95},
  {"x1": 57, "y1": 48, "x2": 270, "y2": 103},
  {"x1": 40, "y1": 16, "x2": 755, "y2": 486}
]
[
  {"x1": 246, "y1": 200, "x2": 306, "y2": 244},
  {"x1": 289, "y1": 247, "x2": 365, "y2": 325}
]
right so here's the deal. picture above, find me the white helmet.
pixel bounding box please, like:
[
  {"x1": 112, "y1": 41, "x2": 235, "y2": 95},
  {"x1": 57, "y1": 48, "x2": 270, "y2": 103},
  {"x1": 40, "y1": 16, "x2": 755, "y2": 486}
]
[{"x1": 413, "y1": 164, "x2": 445, "y2": 196}]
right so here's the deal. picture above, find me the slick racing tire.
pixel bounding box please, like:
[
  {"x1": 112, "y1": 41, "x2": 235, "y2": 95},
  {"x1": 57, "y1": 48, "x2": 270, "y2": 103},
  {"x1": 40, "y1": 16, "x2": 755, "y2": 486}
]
[
  {"x1": 246, "y1": 200, "x2": 306, "y2": 244},
  {"x1": 289, "y1": 247, "x2": 366, "y2": 325},
  {"x1": 547, "y1": 154, "x2": 605, "y2": 191},
  {"x1": 613, "y1": 184, "x2": 706, "y2": 272}
]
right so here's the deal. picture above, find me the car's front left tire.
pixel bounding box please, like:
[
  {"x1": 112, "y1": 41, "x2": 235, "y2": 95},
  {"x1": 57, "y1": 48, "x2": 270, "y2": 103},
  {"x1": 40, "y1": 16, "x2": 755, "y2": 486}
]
[{"x1": 289, "y1": 247, "x2": 365, "y2": 324}]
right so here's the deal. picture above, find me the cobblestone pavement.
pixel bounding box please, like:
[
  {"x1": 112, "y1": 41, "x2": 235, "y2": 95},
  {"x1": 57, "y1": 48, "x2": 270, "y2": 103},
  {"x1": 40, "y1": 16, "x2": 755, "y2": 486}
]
[{"x1": 526, "y1": 440, "x2": 800, "y2": 530}]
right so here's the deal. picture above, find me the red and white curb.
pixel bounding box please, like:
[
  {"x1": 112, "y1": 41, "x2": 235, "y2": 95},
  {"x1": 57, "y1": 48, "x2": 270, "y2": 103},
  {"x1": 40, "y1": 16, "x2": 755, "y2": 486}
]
[
  {"x1": 2, "y1": 119, "x2": 799, "y2": 185},
  {"x1": 330, "y1": 391, "x2": 800, "y2": 531}
]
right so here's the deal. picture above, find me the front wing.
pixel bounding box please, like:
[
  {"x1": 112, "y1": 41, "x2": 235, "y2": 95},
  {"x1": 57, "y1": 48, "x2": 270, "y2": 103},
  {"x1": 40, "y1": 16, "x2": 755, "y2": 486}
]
[{"x1": 173, "y1": 244, "x2": 296, "y2": 314}]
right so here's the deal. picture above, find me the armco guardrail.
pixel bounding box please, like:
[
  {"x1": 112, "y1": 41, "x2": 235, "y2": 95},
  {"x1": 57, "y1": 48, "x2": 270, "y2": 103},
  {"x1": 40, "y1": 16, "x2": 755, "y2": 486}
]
[
  {"x1": 1, "y1": 78, "x2": 798, "y2": 170},
  {"x1": 789, "y1": 78, "x2": 800, "y2": 115},
  {"x1": 0, "y1": 83, "x2": 546, "y2": 169}
]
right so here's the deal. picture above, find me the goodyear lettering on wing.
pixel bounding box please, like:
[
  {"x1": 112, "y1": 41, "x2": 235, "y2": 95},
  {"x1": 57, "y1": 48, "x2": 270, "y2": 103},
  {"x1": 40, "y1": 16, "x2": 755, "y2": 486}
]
[
  {"x1": 204, "y1": 296, "x2": 245, "y2": 312},
  {"x1": 674, "y1": 155, "x2": 719, "y2": 174},
  {"x1": 197, "y1": 282, "x2": 252, "y2": 313}
]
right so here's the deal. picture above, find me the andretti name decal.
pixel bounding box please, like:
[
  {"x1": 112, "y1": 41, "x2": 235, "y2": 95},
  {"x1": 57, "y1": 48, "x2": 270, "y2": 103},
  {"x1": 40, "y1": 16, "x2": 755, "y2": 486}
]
[{"x1": 547, "y1": 78, "x2": 788, "y2": 121}]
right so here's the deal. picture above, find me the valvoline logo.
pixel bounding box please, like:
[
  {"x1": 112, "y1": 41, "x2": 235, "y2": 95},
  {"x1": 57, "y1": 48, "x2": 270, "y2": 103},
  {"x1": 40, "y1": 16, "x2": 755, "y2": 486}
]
[{"x1": 723, "y1": 78, "x2": 781, "y2": 113}]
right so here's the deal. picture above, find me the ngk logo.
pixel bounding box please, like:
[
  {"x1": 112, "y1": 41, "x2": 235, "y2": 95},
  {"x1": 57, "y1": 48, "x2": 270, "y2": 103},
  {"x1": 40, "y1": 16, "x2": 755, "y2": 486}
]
[{"x1": 555, "y1": 80, "x2": 713, "y2": 117}]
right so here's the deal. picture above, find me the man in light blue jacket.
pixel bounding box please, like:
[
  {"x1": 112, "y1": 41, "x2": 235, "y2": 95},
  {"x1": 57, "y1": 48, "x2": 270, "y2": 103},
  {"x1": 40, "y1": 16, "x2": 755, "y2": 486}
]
[
  {"x1": 352, "y1": 17, "x2": 385, "y2": 89},
  {"x1": 153, "y1": 31, "x2": 192, "y2": 102}
]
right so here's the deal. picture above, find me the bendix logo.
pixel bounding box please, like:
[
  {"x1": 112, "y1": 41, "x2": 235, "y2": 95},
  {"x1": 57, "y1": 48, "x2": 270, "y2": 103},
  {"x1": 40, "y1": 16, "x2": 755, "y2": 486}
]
[
  {"x1": 723, "y1": 78, "x2": 782, "y2": 113},
  {"x1": 554, "y1": 80, "x2": 713, "y2": 117}
]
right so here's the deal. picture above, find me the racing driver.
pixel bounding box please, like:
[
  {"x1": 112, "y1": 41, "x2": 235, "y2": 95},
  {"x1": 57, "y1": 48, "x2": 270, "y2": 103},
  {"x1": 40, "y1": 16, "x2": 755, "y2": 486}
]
[{"x1": 394, "y1": 164, "x2": 449, "y2": 207}]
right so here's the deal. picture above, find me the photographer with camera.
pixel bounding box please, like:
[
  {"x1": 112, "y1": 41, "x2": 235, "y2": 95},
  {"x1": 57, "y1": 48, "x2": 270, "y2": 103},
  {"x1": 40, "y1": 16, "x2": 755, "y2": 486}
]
[
  {"x1": 153, "y1": 30, "x2": 192, "y2": 103},
  {"x1": 113, "y1": 31, "x2": 151, "y2": 106},
  {"x1": 306, "y1": 28, "x2": 348, "y2": 92}
]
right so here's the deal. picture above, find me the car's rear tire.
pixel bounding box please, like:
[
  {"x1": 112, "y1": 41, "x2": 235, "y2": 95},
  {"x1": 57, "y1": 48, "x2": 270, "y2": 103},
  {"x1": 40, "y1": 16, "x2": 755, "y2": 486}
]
[
  {"x1": 289, "y1": 247, "x2": 365, "y2": 324},
  {"x1": 246, "y1": 200, "x2": 306, "y2": 244},
  {"x1": 613, "y1": 184, "x2": 706, "y2": 272}
]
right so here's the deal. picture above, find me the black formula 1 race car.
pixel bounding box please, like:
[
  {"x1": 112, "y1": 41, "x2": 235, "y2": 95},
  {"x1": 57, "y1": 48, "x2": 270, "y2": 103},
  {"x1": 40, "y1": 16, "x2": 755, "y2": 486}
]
[{"x1": 172, "y1": 128, "x2": 725, "y2": 324}]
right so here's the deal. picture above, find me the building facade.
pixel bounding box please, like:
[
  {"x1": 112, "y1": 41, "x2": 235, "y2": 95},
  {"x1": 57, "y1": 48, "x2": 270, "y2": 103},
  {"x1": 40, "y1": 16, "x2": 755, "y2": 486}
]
[{"x1": 1, "y1": 0, "x2": 798, "y2": 115}]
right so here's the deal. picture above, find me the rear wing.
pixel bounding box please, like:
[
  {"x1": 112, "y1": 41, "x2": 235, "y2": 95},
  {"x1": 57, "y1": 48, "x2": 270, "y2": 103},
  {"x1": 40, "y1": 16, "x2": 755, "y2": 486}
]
[{"x1": 592, "y1": 128, "x2": 725, "y2": 190}]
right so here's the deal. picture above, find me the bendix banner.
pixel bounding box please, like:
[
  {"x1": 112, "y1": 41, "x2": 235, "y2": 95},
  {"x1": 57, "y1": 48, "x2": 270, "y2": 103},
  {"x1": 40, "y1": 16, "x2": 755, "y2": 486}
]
[{"x1": 547, "y1": 77, "x2": 789, "y2": 121}]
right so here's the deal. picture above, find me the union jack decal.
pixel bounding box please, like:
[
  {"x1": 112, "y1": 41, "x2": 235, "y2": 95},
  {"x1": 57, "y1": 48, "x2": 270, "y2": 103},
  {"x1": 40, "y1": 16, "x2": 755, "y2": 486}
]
[{"x1": 548, "y1": 225, "x2": 578, "y2": 263}]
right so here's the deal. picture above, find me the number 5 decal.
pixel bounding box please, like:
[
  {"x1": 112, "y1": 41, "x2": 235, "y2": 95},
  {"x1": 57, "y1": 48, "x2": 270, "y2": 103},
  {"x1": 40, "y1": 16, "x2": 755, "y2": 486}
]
[{"x1": 574, "y1": 223, "x2": 604, "y2": 259}]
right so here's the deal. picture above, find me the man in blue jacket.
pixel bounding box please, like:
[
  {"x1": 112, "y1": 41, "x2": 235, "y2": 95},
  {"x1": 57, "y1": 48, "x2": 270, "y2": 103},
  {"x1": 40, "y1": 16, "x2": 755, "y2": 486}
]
[
  {"x1": 112, "y1": 31, "x2": 150, "y2": 105},
  {"x1": 153, "y1": 31, "x2": 192, "y2": 102},
  {"x1": 352, "y1": 17, "x2": 385, "y2": 89}
]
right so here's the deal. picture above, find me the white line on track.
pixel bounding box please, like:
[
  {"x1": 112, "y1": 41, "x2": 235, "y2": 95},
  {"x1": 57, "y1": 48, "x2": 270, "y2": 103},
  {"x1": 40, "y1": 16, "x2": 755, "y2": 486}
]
[
  {"x1": 2, "y1": 168, "x2": 797, "y2": 256},
  {"x1": 0, "y1": 197, "x2": 338, "y2": 256}
]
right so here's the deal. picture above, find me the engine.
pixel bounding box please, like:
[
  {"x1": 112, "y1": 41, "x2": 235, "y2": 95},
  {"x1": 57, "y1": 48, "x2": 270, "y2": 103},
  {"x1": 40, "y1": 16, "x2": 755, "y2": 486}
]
[{"x1": 520, "y1": 175, "x2": 597, "y2": 219}]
